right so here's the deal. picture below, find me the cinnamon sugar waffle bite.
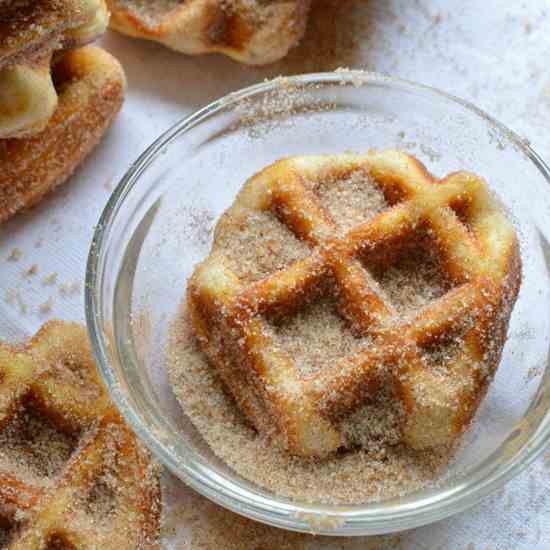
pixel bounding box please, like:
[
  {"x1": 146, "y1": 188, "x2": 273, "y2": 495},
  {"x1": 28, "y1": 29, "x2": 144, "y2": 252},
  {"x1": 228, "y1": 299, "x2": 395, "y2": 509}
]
[
  {"x1": 188, "y1": 150, "x2": 521, "y2": 458},
  {"x1": 0, "y1": 0, "x2": 109, "y2": 139},
  {"x1": 0, "y1": 45, "x2": 126, "y2": 224},
  {"x1": 106, "y1": 0, "x2": 311, "y2": 65},
  {"x1": 0, "y1": 322, "x2": 161, "y2": 548}
]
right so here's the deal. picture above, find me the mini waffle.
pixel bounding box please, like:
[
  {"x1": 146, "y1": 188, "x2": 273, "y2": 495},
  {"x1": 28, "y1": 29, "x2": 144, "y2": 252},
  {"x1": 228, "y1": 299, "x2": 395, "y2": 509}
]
[
  {"x1": 0, "y1": 0, "x2": 109, "y2": 138},
  {"x1": 188, "y1": 150, "x2": 521, "y2": 457},
  {"x1": 106, "y1": 0, "x2": 311, "y2": 65},
  {"x1": 0, "y1": 45, "x2": 126, "y2": 224},
  {"x1": 0, "y1": 321, "x2": 161, "y2": 548}
]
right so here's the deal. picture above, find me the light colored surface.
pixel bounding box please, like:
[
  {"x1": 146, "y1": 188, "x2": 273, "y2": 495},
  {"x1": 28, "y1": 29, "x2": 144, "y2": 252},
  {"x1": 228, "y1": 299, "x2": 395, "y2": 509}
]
[{"x1": 1, "y1": 1, "x2": 550, "y2": 548}]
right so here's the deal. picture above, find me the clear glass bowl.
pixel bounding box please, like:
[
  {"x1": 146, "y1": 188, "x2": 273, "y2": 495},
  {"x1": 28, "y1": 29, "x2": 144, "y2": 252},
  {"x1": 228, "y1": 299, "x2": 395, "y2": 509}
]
[{"x1": 85, "y1": 72, "x2": 550, "y2": 536}]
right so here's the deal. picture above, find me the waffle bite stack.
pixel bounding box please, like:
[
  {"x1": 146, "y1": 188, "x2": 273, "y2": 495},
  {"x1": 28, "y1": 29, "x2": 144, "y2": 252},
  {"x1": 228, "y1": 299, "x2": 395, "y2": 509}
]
[{"x1": 0, "y1": 0, "x2": 126, "y2": 223}]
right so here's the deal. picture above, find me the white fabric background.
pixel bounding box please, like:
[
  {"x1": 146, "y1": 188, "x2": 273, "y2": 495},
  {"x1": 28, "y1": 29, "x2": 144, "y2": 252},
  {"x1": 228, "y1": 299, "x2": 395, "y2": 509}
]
[{"x1": 1, "y1": 1, "x2": 550, "y2": 548}]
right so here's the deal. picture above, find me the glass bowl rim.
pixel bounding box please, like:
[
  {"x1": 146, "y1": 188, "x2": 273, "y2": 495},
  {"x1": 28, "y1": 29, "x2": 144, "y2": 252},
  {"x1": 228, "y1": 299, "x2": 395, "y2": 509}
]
[{"x1": 85, "y1": 70, "x2": 550, "y2": 536}]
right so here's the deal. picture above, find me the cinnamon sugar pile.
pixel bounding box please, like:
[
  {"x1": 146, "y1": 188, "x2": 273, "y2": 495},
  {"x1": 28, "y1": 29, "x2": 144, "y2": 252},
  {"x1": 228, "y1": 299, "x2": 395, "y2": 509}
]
[{"x1": 167, "y1": 309, "x2": 451, "y2": 504}]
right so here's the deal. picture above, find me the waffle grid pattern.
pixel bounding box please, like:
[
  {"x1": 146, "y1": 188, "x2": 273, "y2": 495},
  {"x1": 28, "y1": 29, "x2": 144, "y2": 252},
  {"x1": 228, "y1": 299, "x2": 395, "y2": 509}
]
[
  {"x1": 0, "y1": 322, "x2": 160, "y2": 549},
  {"x1": 189, "y1": 151, "x2": 521, "y2": 457}
]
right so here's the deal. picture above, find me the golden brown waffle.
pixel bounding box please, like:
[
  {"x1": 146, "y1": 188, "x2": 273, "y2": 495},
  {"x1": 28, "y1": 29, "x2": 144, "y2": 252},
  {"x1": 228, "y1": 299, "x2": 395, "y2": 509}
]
[
  {"x1": 0, "y1": 0, "x2": 109, "y2": 138},
  {"x1": 0, "y1": 321, "x2": 161, "y2": 548},
  {"x1": 107, "y1": 0, "x2": 311, "y2": 65},
  {"x1": 0, "y1": 45, "x2": 126, "y2": 224},
  {"x1": 188, "y1": 150, "x2": 522, "y2": 457}
]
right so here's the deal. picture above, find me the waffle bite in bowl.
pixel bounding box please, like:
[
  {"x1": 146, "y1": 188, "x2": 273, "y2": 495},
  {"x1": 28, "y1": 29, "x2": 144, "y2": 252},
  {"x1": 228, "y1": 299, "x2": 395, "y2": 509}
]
[
  {"x1": 106, "y1": 0, "x2": 312, "y2": 65},
  {"x1": 187, "y1": 150, "x2": 521, "y2": 458},
  {"x1": 0, "y1": 322, "x2": 160, "y2": 548}
]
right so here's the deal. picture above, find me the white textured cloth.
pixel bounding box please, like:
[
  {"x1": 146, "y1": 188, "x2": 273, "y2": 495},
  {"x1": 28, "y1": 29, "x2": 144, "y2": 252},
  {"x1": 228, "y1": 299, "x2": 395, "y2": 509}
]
[{"x1": 1, "y1": 1, "x2": 549, "y2": 548}]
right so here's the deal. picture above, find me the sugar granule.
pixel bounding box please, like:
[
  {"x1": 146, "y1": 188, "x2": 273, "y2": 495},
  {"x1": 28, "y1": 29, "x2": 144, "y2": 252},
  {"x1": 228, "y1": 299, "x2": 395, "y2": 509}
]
[{"x1": 7, "y1": 248, "x2": 22, "y2": 262}]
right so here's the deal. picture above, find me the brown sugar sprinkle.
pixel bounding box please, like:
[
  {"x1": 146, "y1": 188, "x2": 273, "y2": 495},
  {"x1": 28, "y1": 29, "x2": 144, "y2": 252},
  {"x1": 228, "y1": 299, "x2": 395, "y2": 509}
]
[
  {"x1": 214, "y1": 209, "x2": 310, "y2": 283},
  {"x1": 59, "y1": 280, "x2": 81, "y2": 297},
  {"x1": 167, "y1": 308, "x2": 452, "y2": 505},
  {"x1": 4, "y1": 288, "x2": 27, "y2": 315}
]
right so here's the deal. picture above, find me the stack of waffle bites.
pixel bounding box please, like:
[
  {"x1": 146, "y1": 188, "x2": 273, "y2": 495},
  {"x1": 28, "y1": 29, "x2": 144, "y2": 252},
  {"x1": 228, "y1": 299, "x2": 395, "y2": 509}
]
[{"x1": 0, "y1": 0, "x2": 126, "y2": 223}]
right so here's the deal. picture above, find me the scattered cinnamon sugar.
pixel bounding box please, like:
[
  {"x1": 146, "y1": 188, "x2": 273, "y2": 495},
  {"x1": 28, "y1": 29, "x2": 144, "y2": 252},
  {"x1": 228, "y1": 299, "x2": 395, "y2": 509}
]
[
  {"x1": 340, "y1": 386, "x2": 403, "y2": 452},
  {"x1": 4, "y1": 288, "x2": 27, "y2": 315},
  {"x1": 364, "y1": 234, "x2": 453, "y2": 317},
  {"x1": 167, "y1": 308, "x2": 451, "y2": 505},
  {"x1": 59, "y1": 280, "x2": 80, "y2": 297},
  {"x1": 39, "y1": 296, "x2": 55, "y2": 315},
  {"x1": 232, "y1": 78, "x2": 334, "y2": 139},
  {"x1": 6, "y1": 248, "x2": 22, "y2": 262},
  {"x1": 23, "y1": 264, "x2": 39, "y2": 277},
  {"x1": 181, "y1": 206, "x2": 215, "y2": 246},
  {"x1": 526, "y1": 366, "x2": 542, "y2": 382},
  {"x1": 167, "y1": 489, "x2": 404, "y2": 549},
  {"x1": 42, "y1": 272, "x2": 58, "y2": 286}
]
